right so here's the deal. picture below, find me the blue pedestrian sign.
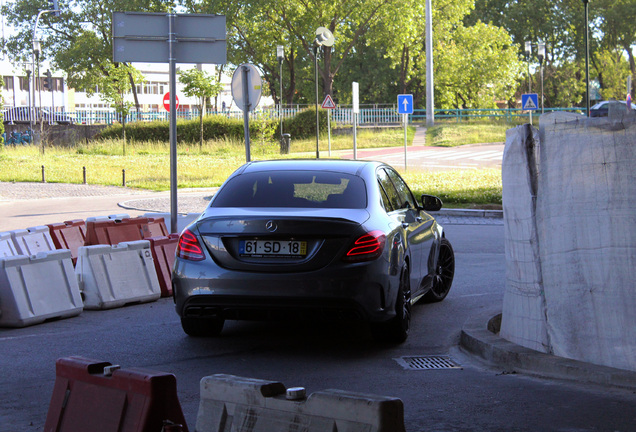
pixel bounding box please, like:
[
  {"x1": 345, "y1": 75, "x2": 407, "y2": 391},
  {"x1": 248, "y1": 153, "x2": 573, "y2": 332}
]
[
  {"x1": 522, "y1": 93, "x2": 539, "y2": 111},
  {"x1": 397, "y1": 94, "x2": 414, "y2": 114}
]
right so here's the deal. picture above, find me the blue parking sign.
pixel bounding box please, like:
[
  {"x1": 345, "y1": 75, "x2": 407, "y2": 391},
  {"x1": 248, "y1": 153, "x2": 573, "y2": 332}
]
[{"x1": 398, "y1": 94, "x2": 414, "y2": 114}]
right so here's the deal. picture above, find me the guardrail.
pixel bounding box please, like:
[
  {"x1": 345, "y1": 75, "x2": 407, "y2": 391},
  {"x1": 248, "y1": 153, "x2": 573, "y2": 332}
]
[{"x1": 3, "y1": 106, "x2": 585, "y2": 126}]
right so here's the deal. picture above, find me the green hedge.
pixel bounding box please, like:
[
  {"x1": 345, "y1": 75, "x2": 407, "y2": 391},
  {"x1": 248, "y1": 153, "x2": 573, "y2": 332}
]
[
  {"x1": 96, "y1": 108, "x2": 330, "y2": 143},
  {"x1": 277, "y1": 107, "x2": 329, "y2": 139},
  {"x1": 96, "y1": 115, "x2": 255, "y2": 143}
]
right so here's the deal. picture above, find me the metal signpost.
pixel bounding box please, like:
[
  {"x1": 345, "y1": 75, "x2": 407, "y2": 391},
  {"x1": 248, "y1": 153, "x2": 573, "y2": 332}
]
[
  {"x1": 231, "y1": 64, "x2": 262, "y2": 162},
  {"x1": 321, "y1": 94, "x2": 336, "y2": 156},
  {"x1": 112, "y1": 11, "x2": 226, "y2": 234},
  {"x1": 398, "y1": 94, "x2": 414, "y2": 169},
  {"x1": 352, "y1": 82, "x2": 359, "y2": 160}
]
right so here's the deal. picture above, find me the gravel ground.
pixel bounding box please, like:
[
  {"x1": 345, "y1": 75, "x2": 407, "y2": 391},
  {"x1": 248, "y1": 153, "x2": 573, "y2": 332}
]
[
  {"x1": 120, "y1": 195, "x2": 214, "y2": 214},
  {"x1": 0, "y1": 182, "x2": 149, "y2": 200},
  {"x1": 0, "y1": 182, "x2": 214, "y2": 214}
]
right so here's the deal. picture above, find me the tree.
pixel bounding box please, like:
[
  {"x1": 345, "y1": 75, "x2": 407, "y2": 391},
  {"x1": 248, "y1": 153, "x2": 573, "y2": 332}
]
[
  {"x1": 434, "y1": 22, "x2": 523, "y2": 109},
  {"x1": 100, "y1": 63, "x2": 144, "y2": 155},
  {"x1": 191, "y1": 0, "x2": 423, "y2": 105},
  {"x1": 595, "y1": 0, "x2": 636, "y2": 98},
  {"x1": 178, "y1": 67, "x2": 223, "y2": 148},
  {"x1": 592, "y1": 48, "x2": 631, "y2": 100},
  {"x1": 1, "y1": 0, "x2": 171, "y2": 106},
  {"x1": 466, "y1": 0, "x2": 636, "y2": 106}
]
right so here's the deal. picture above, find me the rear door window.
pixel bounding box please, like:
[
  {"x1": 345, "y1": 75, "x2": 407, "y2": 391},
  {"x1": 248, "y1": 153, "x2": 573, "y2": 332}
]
[{"x1": 377, "y1": 169, "x2": 402, "y2": 211}]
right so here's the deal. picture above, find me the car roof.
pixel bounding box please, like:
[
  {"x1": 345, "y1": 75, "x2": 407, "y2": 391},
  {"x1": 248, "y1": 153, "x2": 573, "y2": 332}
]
[
  {"x1": 236, "y1": 159, "x2": 385, "y2": 176},
  {"x1": 591, "y1": 100, "x2": 636, "y2": 108}
]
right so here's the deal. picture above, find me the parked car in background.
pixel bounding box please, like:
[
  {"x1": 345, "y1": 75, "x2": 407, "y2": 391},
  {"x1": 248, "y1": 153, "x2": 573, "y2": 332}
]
[
  {"x1": 589, "y1": 100, "x2": 636, "y2": 117},
  {"x1": 172, "y1": 159, "x2": 455, "y2": 343},
  {"x1": 2, "y1": 106, "x2": 74, "y2": 125}
]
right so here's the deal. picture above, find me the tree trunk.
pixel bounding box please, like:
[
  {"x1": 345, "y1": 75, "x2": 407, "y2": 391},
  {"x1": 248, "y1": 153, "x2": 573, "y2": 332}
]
[
  {"x1": 624, "y1": 43, "x2": 636, "y2": 97},
  {"x1": 126, "y1": 67, "x2": 141, "y2": 118},
  {"x1": 322, "y1": 46, "x2": 333, "y2": 97},
  {"x1": 399, "y1": 44, "x2": 409, "y2": 93},
  {"x1": 287, "y1": 49, "x2": 296, "y2": 106}
]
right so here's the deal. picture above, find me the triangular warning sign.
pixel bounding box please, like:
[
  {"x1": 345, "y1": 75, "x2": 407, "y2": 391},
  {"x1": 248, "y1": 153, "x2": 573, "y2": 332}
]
[
  {"x1": 523, "y1": 96, "x2": 537, "y2": 110},
  {"x1": 321, "y1": 94, "x2": 336, "y2": 109}
]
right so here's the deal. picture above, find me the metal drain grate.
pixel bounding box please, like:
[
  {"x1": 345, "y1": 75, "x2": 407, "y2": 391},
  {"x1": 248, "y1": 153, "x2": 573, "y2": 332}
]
[{"x1": 394, "y1": 355, "x2": 462, "y2": 370}]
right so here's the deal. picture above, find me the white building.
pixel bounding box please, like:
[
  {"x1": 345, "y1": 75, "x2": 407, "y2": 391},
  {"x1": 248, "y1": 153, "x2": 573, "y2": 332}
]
[{"x1": 2, "y1": 60, "x2": 273, "y2": 121}]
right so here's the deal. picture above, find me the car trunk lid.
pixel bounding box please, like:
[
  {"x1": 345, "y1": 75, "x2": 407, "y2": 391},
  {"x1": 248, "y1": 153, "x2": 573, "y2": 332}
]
[{"x1": 194, "y1": 208, "x2": 370, "y2": 272}]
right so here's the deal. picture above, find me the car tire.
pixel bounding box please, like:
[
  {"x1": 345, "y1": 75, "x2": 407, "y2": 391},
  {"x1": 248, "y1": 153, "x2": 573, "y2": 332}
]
[
  {"x1": 374, "y1": 263, "x2": 411, "y2": 344},
  {"x1": 180, "y1": 316, "x2": 225, "y2": 337},
  {"x1": 423, "y1": 238, "x2": 455, "y2": 303}
]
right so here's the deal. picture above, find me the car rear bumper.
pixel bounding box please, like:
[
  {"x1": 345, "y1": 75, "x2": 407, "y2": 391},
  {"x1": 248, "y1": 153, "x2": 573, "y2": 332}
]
[{"x1": 172, "y1": 258, "x2": 398, "y2": 323}]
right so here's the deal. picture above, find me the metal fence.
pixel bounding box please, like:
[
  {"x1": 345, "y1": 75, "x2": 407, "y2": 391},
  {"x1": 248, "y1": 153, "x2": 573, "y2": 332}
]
[{"x1": 3, "y1": 105, "x2": 585, "y2": 126}]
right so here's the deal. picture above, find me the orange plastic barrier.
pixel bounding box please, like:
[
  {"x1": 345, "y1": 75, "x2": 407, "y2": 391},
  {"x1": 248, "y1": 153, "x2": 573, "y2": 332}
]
[
  {"x1": 84, "y1": 217, "x2": 170, "y2": 246},
  {"x1": 148, "y1": 234, "x2": 179, "y2": 297},
  {"x1": 47, "y1": 220, "x2": 86, "y2": 264},
  {"x1": 44, "y1": 356, "x2": 188, "y2": 432},
  {"x1": 143, "y1": 217, "x2": 170, "y2": 239},
  {"x1": 85, "y1": 217, "x2": 141, "y2": 246}
]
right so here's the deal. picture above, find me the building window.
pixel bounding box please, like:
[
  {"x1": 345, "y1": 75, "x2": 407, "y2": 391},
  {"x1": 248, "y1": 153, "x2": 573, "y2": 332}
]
[
  {"x1": 19, "y1": 75, "x2": 30, "y2": 91},
  {"x1": 3, "y1": 76, "x2": 14, "y2": 92}
]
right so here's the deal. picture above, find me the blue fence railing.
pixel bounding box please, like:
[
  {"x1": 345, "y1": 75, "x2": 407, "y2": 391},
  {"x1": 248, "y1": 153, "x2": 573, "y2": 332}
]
[{"x1": 3, "y1": 106, "x2": 585, "y2": 126}]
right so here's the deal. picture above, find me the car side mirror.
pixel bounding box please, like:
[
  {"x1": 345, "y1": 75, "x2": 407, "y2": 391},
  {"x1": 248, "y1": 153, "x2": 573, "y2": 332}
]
[{"x1": 421, "y1": 194, "x2": 443, "y2": 211}]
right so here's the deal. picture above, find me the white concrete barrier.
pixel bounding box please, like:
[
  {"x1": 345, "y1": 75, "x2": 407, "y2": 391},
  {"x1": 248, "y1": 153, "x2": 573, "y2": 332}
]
[
  {"x1": 144, "y1": 212, "x2": 200, "y2": 234},
  {"x1": 501, "y1": 112, "x2": 636, "y2": 371},
  {"x1": 107, "y1": 213, "x2": 131, "y2": 221},
  {"x1": 0, "y1": 232, "x2": 19, "y2": 258},
  {"x1": 75, "y1": 240, "x2": 161, "y2": 310},
  {"x1": 10, "y1": 226, "x2": 56, "y2": 255},
  {"x1": 0, "y1": 250, "x2": 83, "y2": 327},
  {"x1": 196, "y1": 374, "x2": 405, "y2": 432},
  {"x1": 84, "y1": 214, "x2": 130, "y2": 223}
]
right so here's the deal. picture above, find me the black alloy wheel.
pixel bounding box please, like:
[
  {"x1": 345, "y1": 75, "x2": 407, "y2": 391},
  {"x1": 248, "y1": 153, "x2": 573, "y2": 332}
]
[
  {"x1": 181, "y1": 316, "x2": 225, "y2": 337},
  {"x1": 374, "y1": 263, "x2": 411, "y2": 344},
  {"x1": 423, "y1": 238, "x2": 455, "y2": 303}
]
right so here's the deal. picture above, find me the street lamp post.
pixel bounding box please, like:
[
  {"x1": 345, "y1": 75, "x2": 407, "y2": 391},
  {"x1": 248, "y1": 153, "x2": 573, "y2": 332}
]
[
  {"x1": 524, "y1": 41, "x2": 532, "y2": 93},
  {"x1": 583, "y1": 0, "x2": 590, "y2": 117},
  {"x1": 538, "y1": 42, "x2": 545, "y2": 113},
  {"x1": 32, "y1": 40, "x2": 40, "y2": 130},
  {"x1": 312, "y1": 27, "x2": 334, "y2": 159},
  {"x1": 313, "y1": 44, "x2": 320, "y2": 159},
  {"x1": 277, "y1": 45, "x2": 284, "y2": 142}
]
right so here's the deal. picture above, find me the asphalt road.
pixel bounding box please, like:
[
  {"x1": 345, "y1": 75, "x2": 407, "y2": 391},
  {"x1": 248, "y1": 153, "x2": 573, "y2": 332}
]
[
  {"x1": 338, "y1": 143, "x2": 504, "y2": 171},
  {"x1": 2, "y1": 219, "x2": 636, "y2": 432},
  {"x1": 1, "y1": 148, "x2": 635, "y2": 431}
]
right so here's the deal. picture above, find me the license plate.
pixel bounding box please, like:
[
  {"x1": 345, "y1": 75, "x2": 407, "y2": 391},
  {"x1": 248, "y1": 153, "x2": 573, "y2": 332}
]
[{"x1": 239, "y1": 240, "x2": 307, "y2": 257}]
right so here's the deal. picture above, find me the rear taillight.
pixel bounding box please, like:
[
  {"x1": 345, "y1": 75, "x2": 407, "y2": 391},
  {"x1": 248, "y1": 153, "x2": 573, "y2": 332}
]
[
  {"x1": 343, "y1": 230, "x2": 386, "y2": 262},
  {"x1": 176, "y1": 229, "x2": 205, "y2": 261}
]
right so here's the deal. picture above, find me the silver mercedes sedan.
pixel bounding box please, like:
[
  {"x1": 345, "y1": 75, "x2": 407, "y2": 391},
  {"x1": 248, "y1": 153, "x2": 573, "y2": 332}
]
[{"x1": 172, "y1": 159, "x2": 454, "y2": 343}]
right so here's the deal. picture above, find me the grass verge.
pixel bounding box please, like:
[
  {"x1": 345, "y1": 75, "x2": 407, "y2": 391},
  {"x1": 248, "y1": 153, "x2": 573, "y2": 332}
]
[{"x1": 0, "y1": 128, "x2": 502, "y2": 207}]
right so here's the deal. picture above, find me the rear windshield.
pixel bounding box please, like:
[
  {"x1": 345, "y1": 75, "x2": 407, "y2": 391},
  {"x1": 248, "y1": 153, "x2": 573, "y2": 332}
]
[{"x1": 210, "y1": 171, "x2": 367, "y2": 209}]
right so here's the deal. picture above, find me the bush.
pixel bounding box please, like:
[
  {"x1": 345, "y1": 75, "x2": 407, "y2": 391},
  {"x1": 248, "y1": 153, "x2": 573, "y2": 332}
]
[
  {"x1": 95, "y1": 109, "x2": 328, "y2": 143},
  {"x1": 277, "y1": 107, "x2": 329, "y2": 139}
]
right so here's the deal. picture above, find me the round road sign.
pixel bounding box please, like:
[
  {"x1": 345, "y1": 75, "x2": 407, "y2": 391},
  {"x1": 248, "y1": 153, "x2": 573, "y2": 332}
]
[
  {"x1": 231, "y1": 64, "x2": 262, "y2": 112},
  {"x1": 163, "y1": 92, "x2": 180, "y2": 111}
]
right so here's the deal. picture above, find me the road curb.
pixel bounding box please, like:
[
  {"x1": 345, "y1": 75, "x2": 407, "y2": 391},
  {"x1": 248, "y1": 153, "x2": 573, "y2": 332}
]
[
  {"x1": 460, "y1": 309, "x2": 636, "y2": 390},
  {"x1": 437, "y1": 208, "x2": 503, "y2": 219}
]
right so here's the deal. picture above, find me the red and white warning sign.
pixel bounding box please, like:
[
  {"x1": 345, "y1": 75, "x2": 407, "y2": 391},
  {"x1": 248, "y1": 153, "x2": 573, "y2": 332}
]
[
  {"x1": 321, "y1": 94, "x2": 336, "y2": 109},
  {"x1": 163, "y1": 92, "x2": 180, "y2": 111}
]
